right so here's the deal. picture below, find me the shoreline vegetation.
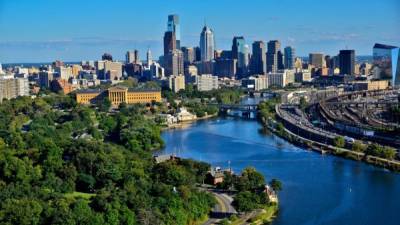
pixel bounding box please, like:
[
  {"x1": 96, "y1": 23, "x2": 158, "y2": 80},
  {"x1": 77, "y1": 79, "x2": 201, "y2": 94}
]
[
  {"x1": 0, "y1": 93, "x2": 218, "y2": 225},
  {"x1": 0, "y1": 86, "x2": 277, "y2": 225},
  {"x1": 258, "y1": 99, "x2": 400, "y2": 172}
]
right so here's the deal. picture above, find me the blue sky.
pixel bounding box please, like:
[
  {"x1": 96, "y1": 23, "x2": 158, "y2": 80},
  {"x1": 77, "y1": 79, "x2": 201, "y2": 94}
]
[{"x1": 0, "y1": 0, "x2": 399, "y2": 63}]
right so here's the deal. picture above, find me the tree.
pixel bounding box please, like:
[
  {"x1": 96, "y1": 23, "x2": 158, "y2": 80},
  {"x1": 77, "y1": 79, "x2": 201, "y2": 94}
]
[
  {"x1": 333, "y1": 136, "x2": 345, "y2": 148},
  {"x1": 233, "y1": 191, "x2": 258, "y2": 212},
  {"x1": 352, "y1": 141, "x2": 366, "y2": 152},
  {"x1": 299, "y1": 96, "x2": 307, "y2": 110},
  {"x1": 235, "y1": 167, "x2": 265, "y2": 192},
  {"x1": 270, "y1": 179, "x2": 282, "y2": 192}
]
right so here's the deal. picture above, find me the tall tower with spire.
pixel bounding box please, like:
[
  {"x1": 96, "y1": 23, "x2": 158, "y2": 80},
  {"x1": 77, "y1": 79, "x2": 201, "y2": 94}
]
[
  {"x1": 200, "y1": 24, "x2": 215, "y2": 62},
  {"x1": 146, "y1": 48, "x2": 152, "y2": 67}
]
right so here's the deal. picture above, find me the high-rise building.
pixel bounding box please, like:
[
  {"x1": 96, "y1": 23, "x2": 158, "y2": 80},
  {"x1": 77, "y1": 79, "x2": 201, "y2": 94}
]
[
  {"x1": 181, "y1": 47, "x2": 195, "y2": 64},
  {"x1": 104, "y1": 61, "x2": 123, "y2": 80},
  {"x1": 168, "y1": 75, "x2": 185, "y2": 92},
  {"x1": 167, "y1": 14, "x2": 181, "y2": 49},
  {"x1": 0, "y1": 77, "x2": 29, "y2": 102},
  {"x1": 146, "y1": 49, "x2": 152, "y2": 67},
  {"x1": 339, "y1": 50, "x2": 355, "y2": 75},
  {"x1": 251, "y1": 41, "x2": 266, "y2": 75},
  {"x1": 309, "y1": 53, "x2": 325, "y2": 68},
  {"x1": 214, "y1": 58, "x2": 237, "y2": 78},
  {"x1": 39, "y1": 71, "x2": 54, "y2": 88},
  {"x1": 0, "y1": 63, "x2": 3, "y2": 74},
  {"x1": 232, "y1": 37, "x2": 248, "y2": 77},
  {"x1": 55, "y1": 66, "x2": 73, "y2": 80},
  {"x1": 165, "y1": 49, "x2": 184, "y2": 76},
  {"x1": 126, "y1": 50, "x2": 140, "y2": 64},
  {"x1": 163, "y1": 31, "x2": 176, "y2": 56},
  {"x1": 232, "y1": 36, "x2": 245, "y2": 60},
  {"x1": 266, "y1": 40, "x2": 281, "y2": 73},
  {"x1": 194, "y1": 47, "x2": 201, "y2": 62},
  {"x1": 200, "y1": 26, "x2": 215, "y2": 62},
  {"x1": 372, "y1": 43, "x2": 400, "y2": 86},
  {"x1": 284, "y1": 46, "x2": 295, "y2": 69}
]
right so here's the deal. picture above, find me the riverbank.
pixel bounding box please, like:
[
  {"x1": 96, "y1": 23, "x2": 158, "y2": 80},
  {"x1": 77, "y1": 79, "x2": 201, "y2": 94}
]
[
  {"x1": 161, "y1": 113, "x2": 218, "y2": 130},
  {"x1": 261, "y1": 116, "x2": 400, "y2": 172}
]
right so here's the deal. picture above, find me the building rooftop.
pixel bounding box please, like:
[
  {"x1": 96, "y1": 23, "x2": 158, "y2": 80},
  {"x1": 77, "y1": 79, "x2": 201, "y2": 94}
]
[
  {"x1": 373, "y1": 43, "x2": 399, "y2": 50},
  {"x1": 75, "y1": 88, "x2": 102, "y2": 94}
]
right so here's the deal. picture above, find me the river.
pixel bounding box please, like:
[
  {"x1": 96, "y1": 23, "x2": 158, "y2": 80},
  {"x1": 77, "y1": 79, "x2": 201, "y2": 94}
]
[{"x1": 159, "y1": 117, "x2": 400, "y2": 225}]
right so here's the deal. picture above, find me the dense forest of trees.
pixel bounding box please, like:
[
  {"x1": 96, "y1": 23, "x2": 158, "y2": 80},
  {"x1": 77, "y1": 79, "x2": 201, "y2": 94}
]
[{"x1": 0, "y1": 94, "x2": 215, "y2": 225}]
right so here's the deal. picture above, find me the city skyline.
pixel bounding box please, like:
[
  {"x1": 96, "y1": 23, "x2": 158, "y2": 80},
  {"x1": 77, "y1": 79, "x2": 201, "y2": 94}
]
[{"x1": 0, "y1": 0, "x2": 399, "y2": 63}]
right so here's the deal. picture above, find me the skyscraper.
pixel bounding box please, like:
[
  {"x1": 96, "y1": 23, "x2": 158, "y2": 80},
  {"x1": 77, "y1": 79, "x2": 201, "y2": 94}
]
[
  {"x1": 167, "y1": 14, "x2": 181, "y2": 49},
  {"x1": 372, "y1": 43, "x2": 400, "y2": 86},
  {"x1": 163, "y1": 31, "x2": 176, "y2": 56},
  {"x1": 339, "y1": 50, "x2": 355, "y2": 75},
  {"x1": 165, "y1": 49, "x2": 184, "y2": 76},
  {"x1": 146, "y1": 49, "x2": 152, "y2": 66},
  {"x1": 126, "y1": 50, "x2": 140, "y2": 64},
  {"x1": 251, "y1": 41, "x2": 266, "y2": 75},
  {"x1": 267, "y1": 40, "x2": 281, "y2": 73},
  {"x1": 200, "y1": 26, "x2": 215, "y2": 62},
  {"x1": 284, "y1": 46, "x2": 295, "y2": 69},
  {"x1": 181, "y1": 47, "x2": 195, "y2": 64},
  {"x1": 232, "y1": 36, "x2": 245, "y2": 60},
  {"x1": 232, "y1": 36, "x2": 248, "y2": 77},
  {"x1": 309, "y1": 53, "x2": 325, "y2": 68}
]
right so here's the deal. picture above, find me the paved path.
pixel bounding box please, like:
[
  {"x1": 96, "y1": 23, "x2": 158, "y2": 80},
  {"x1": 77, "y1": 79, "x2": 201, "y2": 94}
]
[{"x1": 203, "y1": 191, "x2": 237, "y2": 225}]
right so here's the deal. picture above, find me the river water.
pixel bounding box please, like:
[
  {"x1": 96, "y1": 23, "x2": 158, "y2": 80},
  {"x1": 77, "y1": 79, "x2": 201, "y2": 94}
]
[{"x1": 159, "y1": 117, "x2": 400, "y2": 225}]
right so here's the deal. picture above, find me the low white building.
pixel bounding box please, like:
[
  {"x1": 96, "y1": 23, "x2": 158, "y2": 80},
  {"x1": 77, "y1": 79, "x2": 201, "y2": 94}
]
[{"x1": 176, "y1": 107, "x2": 197, "y2": 122}]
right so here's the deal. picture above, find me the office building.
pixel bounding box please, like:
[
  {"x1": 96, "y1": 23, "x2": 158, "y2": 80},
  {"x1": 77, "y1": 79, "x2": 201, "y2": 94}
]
[
  {"x1": 182, "y1": 47, "x2": 195, "y2": 64},
  {"x1": 0, "y1": 77, "x2": 29, "y2": 102},
  {"x1": 232, "y1": 36, "x2": 248, "y2": 77},
  {"x1": 167, "y1": 14, "x2": 181, "y2": 49},
  {"x1": 39, "y1": 71, "x2": 54, "y2": 88},
  {"x1": 168, "y1": 75, "x2": 185, "y2": 92},
  {"x1": 309, "y1": 53, "x2": 325, "y2": 68},
  {"x1": 55, "y1": 66, "x2": 72, "y2": 80},
  {"x1": 284, "y1": 46, "x2": 295, "y2": 69},
  {"x1": 214, "y1": 58, "x2": 237, "y2": 78},
  {"x1": 126, "y1": 50, "x2": 140, "y2": 64},
  {"x1": 195, "y1": 74, "x2": 219, "y2": 91},
  {"x1": 163, "y1": 31, "x2": 176, "y2": 56},
  {"x1": 372, "y1": 43, "x2": 400, "y2": 86},
  {"x1": 165, "y1": 49, "x2": 184, "y2": 76},
  {"x1": 339, "y1": 50, "x2": 355, "y2": 75},
  {"x1": 267, "y1": 70, "x2": 295, "y2": 87},
  {"x1": 295, "y1": 70, "x2": 312, "y2": 82},
  {"x1": 266, "y1": 40, "x2": 282, "y2": 73},
  {"x1": 150, "y1": 62, "x2": 164, "y2": 79},
  {"x1": 241, "y1": 75, "x2": 268, "y2": 91},
  {"x1": 200, "y1": 26, "x2": 215, "y2": 62},
  {"x1": 146, "y1": 49, "x2": 152, "y2": 67},
  {"x1": 104, "y1": 61, "x2": 123, "y2": 80},
  {"x1": 251, "y1": 41, "x2": 266, "y2": 75}
]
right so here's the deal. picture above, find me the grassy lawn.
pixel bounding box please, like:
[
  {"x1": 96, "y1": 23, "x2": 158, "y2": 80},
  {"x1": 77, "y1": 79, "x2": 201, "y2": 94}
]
[
  {"x1": 249, "y1": 204, "x2": 278, "y2": 224},
  {"x1": 64, "y1": 191, "x2": 96, "y2": 200}
]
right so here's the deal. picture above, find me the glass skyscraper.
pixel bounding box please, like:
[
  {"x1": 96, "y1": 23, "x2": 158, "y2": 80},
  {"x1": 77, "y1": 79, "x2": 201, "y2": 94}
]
[
  {"x1": 167, "y1": 14, "x2": 181, "y2": 49},
  {"x1": 373, "y1": 43, "x2": 400, "y2": 86},
  {"x1": 232, "y1": 36, "x2": 248, "y2": 77},
  {"x1": 284, "y1": 46, "x2": 295, "y2": 69},
  {"x1": 200, "y1": 26, "x2": 215, "y2": 62}
]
